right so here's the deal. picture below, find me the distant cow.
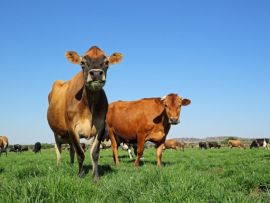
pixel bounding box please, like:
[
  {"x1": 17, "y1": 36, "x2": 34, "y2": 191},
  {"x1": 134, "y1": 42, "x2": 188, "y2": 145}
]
[
  {"x1": 164, "y1": 139, "x2": 185, "y2": 151},
  {"x1": 100, "y1": 140, "x2": 111, "y2": 149},
  {"x1": 33, "y1": 142, "x2": 41, "y2": 153},
  {"x1": 120, "y1": 143, "x2": 141, "y2": 160},
  {"x1": 10, "y1": 144, "x2": 22, "y2": 153},
  {"x1": 47, "y1": 45, "x2": 123, "y2": 180},
  {"x1": 107, "y1": 93, "x2": 191, "y2": 166},
  {"x1": 208, "y1": 142, "x2": 221, "y2": 149},
  {"x1": 228, "y1": 140, "x2": 245, "y2": 149},
  {"x1": 250, "y1": 139, "x2": 269, "y2": 149},
  {"x1": 199, "y1": 142, "x2": 207, "y2": 149},
  {"x1": 0, "y1": 136, "x2": 9, "y2": 157}
]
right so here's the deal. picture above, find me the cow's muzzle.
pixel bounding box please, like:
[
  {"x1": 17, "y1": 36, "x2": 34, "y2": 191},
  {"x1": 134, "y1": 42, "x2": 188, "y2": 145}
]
[
  {"x1": 169, "y1": 118, "x2": 180, "y2": 125},
  {"x1": 86, "y1": 69, "x2": 106, "y2": 91},
  {"x1": 89, "y1": 69, "x2": 105, "y2": 81}
]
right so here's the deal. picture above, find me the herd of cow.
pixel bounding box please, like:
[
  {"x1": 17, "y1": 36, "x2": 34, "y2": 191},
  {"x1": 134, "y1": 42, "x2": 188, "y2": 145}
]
[
  {"x1": 0, "y1": 137, "x2": 42, "y2": 156},
  {"x1": 45, "y1": 45, "x2": 192, "y2": 181},
  {"x1": 0, "y1": 45, "x2": 269, "y2": 182}
]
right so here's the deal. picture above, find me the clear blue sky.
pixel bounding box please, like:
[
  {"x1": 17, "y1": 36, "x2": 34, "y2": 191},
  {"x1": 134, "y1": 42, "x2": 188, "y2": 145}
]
[{"x1": 0, "y1": 1, "x2": 269, "y2": 144}]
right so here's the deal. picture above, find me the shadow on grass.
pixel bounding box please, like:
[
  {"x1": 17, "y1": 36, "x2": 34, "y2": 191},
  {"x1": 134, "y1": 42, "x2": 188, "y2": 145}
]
[
  {"x1": 125, "y1": 159, "x2": 176, "y2": 166},
  {"x1": 0, "y1": 168, "x2": 4, "y2": 174},
  {"x1": 82, "y1": 164, "x2": 114, "y2": 177},
  {"x1": 263, "y1": 154, "x2": 270, "y2": 159}
]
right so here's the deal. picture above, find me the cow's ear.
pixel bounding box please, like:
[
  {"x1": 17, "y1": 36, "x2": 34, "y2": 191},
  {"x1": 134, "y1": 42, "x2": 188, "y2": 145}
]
[
  {"x1": 182, "y1": 98, "x2": 191, "y2": 106},
  {"x1": 108, "y1": 53, "x2": 123, "y2": 65},
  {"x1": 65, "y1": 51, "x2": 82, "y2": 64}
]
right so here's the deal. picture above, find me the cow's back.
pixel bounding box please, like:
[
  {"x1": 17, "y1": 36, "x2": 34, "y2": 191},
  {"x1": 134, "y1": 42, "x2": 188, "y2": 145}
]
[{"x1": 107, "y1": 98, "x2": 164, "y2": 140}]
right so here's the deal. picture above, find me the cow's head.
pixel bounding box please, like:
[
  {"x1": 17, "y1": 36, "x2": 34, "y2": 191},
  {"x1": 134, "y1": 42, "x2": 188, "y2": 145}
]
[
  {"x1": 161, "y1": 93, "x2": 191, "y2": 125},
  {"x1": 65, "y1": 46, "x2": 123, "y2": 91}
]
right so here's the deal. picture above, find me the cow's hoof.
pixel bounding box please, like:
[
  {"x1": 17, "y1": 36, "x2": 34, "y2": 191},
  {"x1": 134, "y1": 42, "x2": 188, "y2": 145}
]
[
  {"x1": 78, "y1": 170, "x2": 85, "y2": 178},
  {"x1": 93, "y1": 176, "x2": 100, "y2": 183}
]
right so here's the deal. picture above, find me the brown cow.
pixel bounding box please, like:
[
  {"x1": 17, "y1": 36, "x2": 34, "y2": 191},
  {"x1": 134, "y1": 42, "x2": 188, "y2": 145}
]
[
  {"x1": 47, "y1": 45, "x2": 123, "y2": 180},
  {"x1": 164, "y1": 139, "x2": 185, "y2": 151},
  {"x1": 228, "y1": 139, "x2": 245, "y2": 149},
  {"x1": 107, "y1": 93, "x2": 191, "y2": 166},
  {"x1": 0, "y1": 136, "x2": 9, "y2": 157}
]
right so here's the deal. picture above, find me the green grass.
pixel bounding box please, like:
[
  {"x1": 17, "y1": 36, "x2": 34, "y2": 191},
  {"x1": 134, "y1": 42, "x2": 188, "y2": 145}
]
[{"x1": 1, "y1": 147, "x2": 270, "y2": 202}]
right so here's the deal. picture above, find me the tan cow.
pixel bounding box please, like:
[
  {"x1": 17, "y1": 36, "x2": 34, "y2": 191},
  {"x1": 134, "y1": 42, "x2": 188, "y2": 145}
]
[
  {"x1": 164, "y1": 139, "x2": 185, "y2": 151},
  {"x1": 107, "y1": 93, "x2": 191, "y2": 166},
  {"x1": 0, "y1": 136, "x2": 9, "y2": 157},
  {"x1": 228, "y1": 139, "x2": 245, "y2": 149},
  {"x1": 47, "y1": 45, "x2": 123, "y2": 180}
]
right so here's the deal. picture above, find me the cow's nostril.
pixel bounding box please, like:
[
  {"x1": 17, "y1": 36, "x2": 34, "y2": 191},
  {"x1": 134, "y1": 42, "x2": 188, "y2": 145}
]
[
  {"x1": 99, "y1": 71, "x2": 103, "y2": 76},
  {"x1": 90, "y1": 71, "x2": 94, "y2": 76}
]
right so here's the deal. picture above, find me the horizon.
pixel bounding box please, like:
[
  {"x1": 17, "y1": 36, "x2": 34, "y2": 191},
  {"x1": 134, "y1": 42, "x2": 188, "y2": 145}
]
[{"x1": 0, "y1": 1, "x2": 270, "y2": 145}]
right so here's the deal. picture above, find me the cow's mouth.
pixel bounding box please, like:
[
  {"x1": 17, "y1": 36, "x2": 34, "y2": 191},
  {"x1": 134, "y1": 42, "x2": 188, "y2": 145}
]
[{"x1": 86, "y1": 80, "x2": 106, "y2": 91}]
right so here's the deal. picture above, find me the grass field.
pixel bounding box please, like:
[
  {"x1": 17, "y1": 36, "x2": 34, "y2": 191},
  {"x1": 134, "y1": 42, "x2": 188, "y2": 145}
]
[{"x1": 1, "y1": 147, "x2": 270, "y2": 203}]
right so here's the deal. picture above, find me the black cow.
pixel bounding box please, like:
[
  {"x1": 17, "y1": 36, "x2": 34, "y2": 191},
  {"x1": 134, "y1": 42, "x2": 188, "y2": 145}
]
[
  {"x1": 33, "y1": 142, "x2": 41, "y2": 153},
  {"x1": 10, "y1": 144, "x2": 22, "y2": 152},
  {"x1": 199, "y1": 142, "x2": 207, "y2": 149},
  {"x1": 250, "y1": 139, "x2": 269, "y2": 149},
  {"x1": 208, "y1": 142, "x2": 221, "y2": 149}
]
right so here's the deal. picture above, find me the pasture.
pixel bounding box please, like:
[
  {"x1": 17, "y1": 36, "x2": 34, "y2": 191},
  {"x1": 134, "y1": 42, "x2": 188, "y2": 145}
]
[{"x1": 1, "y1": 147, "x2": 270, "y2": 202}]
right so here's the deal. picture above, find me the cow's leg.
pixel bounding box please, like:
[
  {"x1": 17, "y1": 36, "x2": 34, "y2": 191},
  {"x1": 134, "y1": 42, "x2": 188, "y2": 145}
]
[
  {"x1": 156, "y1": 142, "x2": 165, "y2": 166},
  {"x1": 54, "y1": 142, "x2": 62, "y2": 167},
  {"x1": 91, "y1": 129, "x2": 104, "y2": 182},
  {"x1": 134, "y1": 138, "x2": 145, "y2": 166},
  {"x1": 108, "y1": 128, "x2": 120, "y2": 165},
  {"x1": 70, "y1": 132, "x2": 85, "y2": 177},
  {"x1": 127, "y1": 147, "x2": 133, "y2": 159},
  {"x1": 69, "y1": 143, "x2": 75, "y2": 165}
]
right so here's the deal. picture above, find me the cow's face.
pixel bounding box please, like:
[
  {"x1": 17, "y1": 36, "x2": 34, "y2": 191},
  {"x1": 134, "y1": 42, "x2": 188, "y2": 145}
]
[
  {"x1": 161, "y1": 94, "x2": 191, "y2": 125},
  {"x1": 65, "y1": 46, "x2": 123, "y2": 91}
]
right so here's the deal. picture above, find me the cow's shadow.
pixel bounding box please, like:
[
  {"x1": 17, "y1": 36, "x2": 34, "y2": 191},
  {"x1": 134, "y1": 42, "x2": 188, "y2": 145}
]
[
  {"x1": 0, "y1": 168, "x2": 4, "y2": 174},
  {"x1": 263, "y1": 154, "x2": 270, "y2": 160},
  {"x1": 82, "y1": 164, "x2": 114, "y2": 176},
  {"x1": 126, "y1": 159, "x2": 176, "y2": 166}
]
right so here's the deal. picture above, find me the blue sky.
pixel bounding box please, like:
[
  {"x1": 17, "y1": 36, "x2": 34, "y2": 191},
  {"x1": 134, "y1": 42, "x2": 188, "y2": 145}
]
[{"x1": 0, "y1": 1, "x2": 269, "y2": 144}]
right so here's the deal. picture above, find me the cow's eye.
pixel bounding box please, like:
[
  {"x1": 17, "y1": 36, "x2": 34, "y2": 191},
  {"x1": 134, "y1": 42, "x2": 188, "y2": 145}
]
[{"x1": 80, "y1": 61, "x2": 85, "y2": 66}]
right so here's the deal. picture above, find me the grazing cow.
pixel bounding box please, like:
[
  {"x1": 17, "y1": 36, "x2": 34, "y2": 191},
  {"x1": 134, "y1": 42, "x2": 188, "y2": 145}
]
[
  {"x1": 250, "y1": 139, "x2": 269, "y2": 149},
  {"x1": 0, "y1": 136, "x2": 9, "y2": 157},
  {"x1": 199, "y1": 142, "x2": 207, "y2": 149},
  {"x1": 208, "y1": 142, "x2": 221, "y2": 149},
  {"x1": 107, "y1": 93, "x2": 191, "y2": 166},
  {"x1": 47, "y1": 45, "x2": 123, "y2": 180},
  {"x1": 9, "y1": 144, "x2": 22, "y2": 153},
  {"x1": 33, "y1": 142, "x2": 41, "y2": 153},
  {"x1": 228, "y1": 140, "x2": 245, "y2": 149},
  {"x1": 164, "y1": 139, "x2": 185, "y2": 151}
]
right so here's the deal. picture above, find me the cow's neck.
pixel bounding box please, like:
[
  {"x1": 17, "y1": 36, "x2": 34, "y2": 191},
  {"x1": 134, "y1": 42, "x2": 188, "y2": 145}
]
[{"x1": 83, "y1": 86, "x2": 102, "y2": 112}]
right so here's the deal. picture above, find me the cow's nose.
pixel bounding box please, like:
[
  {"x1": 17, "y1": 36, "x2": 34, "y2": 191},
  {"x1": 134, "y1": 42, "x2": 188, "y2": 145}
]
[
  {"x1": 89, "y1": 69, "x2": 104, "y2": 81},
  {"x1": 170, "y1": 117, "x2": 179, "y2": 124}
]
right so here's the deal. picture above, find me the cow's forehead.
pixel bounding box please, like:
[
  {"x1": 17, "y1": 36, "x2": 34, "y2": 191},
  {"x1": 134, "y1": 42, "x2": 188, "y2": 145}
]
[
  {"x1": 167, "y1": 94, "x2": 181, "y2": 102},
  {"x1": 85, "y1": 46, "x2": 105, "y2": 59}
]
